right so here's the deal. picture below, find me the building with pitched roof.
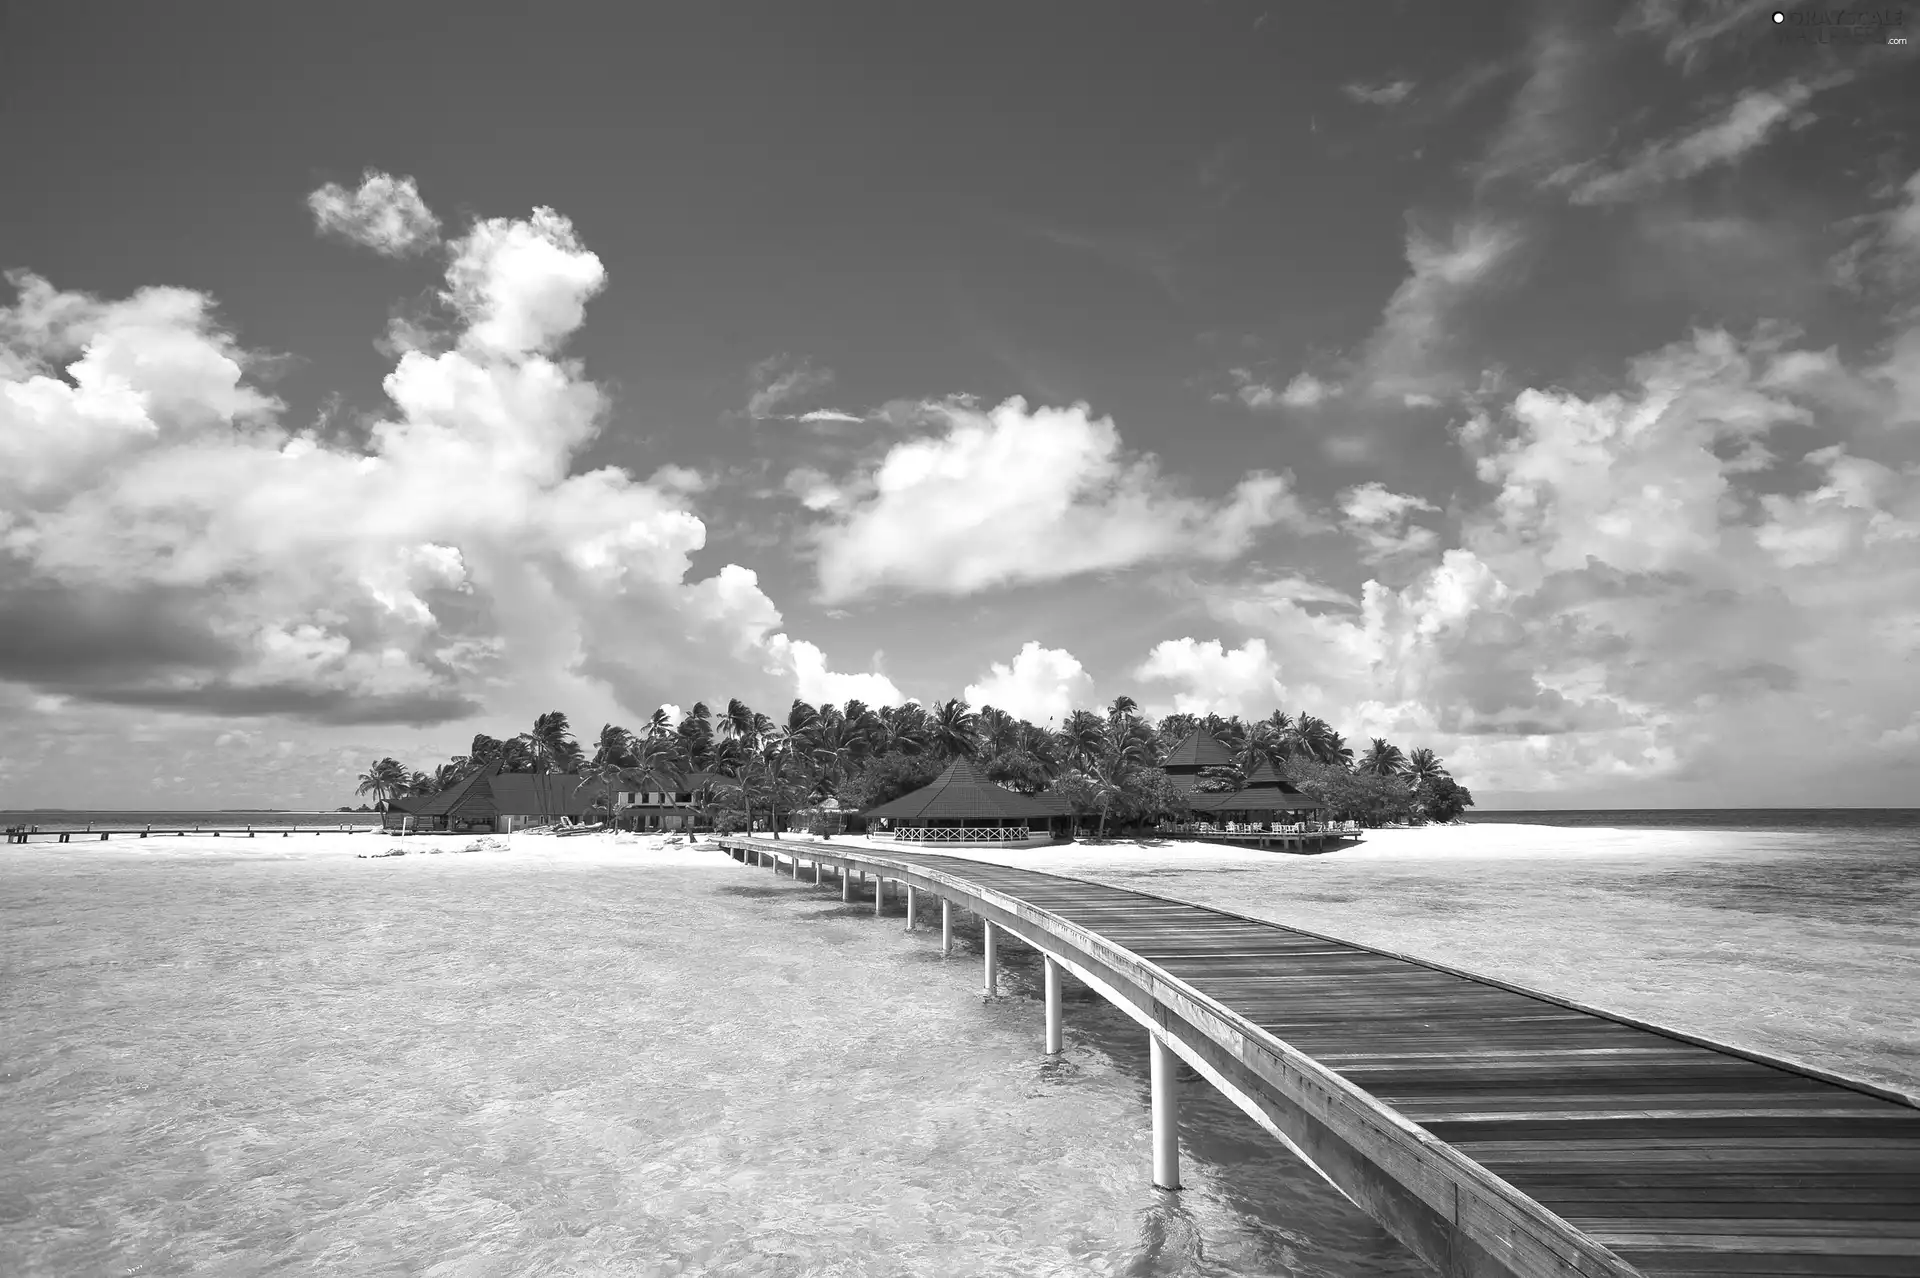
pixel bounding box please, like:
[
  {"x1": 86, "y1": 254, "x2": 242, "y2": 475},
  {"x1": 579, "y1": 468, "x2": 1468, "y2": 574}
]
[
  {"x1": 1157, "y1": 729, "x2": 1237, "y2": 792},
  {"x1": 861, "y1": 755, "x2": 1066, "y2": 846},
  {"x1": 1183, "y1": 758, "x2": 1322, "y2": 821},
  {"x1": 384, "y1": 762, "x2": 505, "y2": 833},
  {"x1": 611, "y1": 769, "x2": 724, "y2": 831}
]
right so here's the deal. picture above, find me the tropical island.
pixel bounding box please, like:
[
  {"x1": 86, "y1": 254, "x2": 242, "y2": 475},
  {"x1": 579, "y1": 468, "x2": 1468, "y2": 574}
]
[{"x1": 353, "y1": 698, "x2": 1474, "y2": 839}]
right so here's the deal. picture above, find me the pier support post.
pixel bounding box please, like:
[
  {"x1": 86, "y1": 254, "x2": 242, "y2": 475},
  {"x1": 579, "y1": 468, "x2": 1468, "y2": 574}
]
[
  {"x1": 905, "y1": 885, "x2": 918, "y2": 930},
  {"x1": 814, "y1": 859, "x2": 822, "y2": 885},
  {"x1": 842, "y1": 865, "x2": 852, "y2": 902},
  {"x1": 983, "y1": 921, "x2": 998, "y2": 997},
  {"x1": 1044, "y1": 956, "x2": 1063, "y2": 1054},
  {"x1": 941, "y1": 899, "x2": 953, "y2": 955},
  {"x1": 874, "y1": 877, "x2": 886, "y2": 916},
  {"x1": 1150, "y1": 1035, "x2": 1181, "y2": 1190}
]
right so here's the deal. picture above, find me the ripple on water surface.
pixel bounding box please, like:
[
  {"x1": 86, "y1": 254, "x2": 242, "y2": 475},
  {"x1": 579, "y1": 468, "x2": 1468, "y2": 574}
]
[{"x1": 0, "y1": 847, "x2": 1424, "y2": 1277}]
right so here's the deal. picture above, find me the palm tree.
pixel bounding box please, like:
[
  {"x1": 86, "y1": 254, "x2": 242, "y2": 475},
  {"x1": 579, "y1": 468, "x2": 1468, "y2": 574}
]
[
  {"x1": 786, "y1": 699, "x2": 820, "y2": 736},
  {"x1": 520, "y1": 711, "x2": 579, "y2": 774},
  {"x1": 978, "y1": 706, "x2": 1019, "y2": 757},
  {"x1": 1106, "y1": 695, "x2": 1138, "y2": 726},
  {"x1": 1290, "y1": 714, "x2": 1340, "y2": 765},
  {"x1": 755, "y1": 732, "x2": 808, "y2": 840},
  {"x1": 1357, "y1": 737, "x2": 1409, "y2": 777},
  {"x1": 590, "y1": 723, "x2": 635, "y2": 771},
  {"x1": 876, "y1": 705, "x2": 927, "y2": 756},
  {"x1": 405, "y1": 770, "x2": 435, "y2": 798},
  {"x1": 1155, "y1": 712, "x2": 1200, "y2": 753},
  {"x1": 646, "y1": 707, "x2": 673, "y2": 739},
  {"x1": 354, "y1": 757, "x2": 410, "y2": 811},
  {"x1": 718, "y1": 698, "x2": 757, "y2": 746},
  {"x1": 1058, "y1": 709, "x2": 1108, "y2": 771},
  {"x1": 1324, "y1": 731, "x2": 1355, "y2": 770},
  {"x1": 431, "y1": 761, "x2": 466, "y2": 791},
  {"x1": 675, "y1": 706, "x2": 715, "y2": 772},
  {"x1": 929, "y1": 697, "x2": 980, "y2": 759},
  {"x1": 1405, "y1": 747, "x2": 1449, "y2": 789}
]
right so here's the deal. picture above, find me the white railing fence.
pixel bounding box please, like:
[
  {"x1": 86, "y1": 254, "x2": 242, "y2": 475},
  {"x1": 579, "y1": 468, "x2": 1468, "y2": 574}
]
[
  {"x1": 878, "y1": 826, "x2": 1049, "y2": 843},
  {"x1": 1158, "y1": 820, "x2": 1363, "y2": 836}
]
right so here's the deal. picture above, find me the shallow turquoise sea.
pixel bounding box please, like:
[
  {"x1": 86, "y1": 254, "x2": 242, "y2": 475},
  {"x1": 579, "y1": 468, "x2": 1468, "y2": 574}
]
[{"x1": 0, "y1": 842, "x2": 1424, "y2": 1277}]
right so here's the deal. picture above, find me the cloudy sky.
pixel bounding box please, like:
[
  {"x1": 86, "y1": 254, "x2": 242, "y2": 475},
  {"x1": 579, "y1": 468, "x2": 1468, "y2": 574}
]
[{"x1": 2, "y1": 1, "x2": 1916, "y2": 810}]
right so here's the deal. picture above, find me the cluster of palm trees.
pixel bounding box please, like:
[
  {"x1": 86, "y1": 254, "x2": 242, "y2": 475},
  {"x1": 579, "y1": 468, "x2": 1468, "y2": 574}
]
[{"x1": 354, "y1": 696, "x2": 1468, "y2": 830}]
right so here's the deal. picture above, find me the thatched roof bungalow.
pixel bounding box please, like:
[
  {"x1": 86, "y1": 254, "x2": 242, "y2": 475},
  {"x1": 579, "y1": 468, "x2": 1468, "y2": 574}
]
[
  {"x1": 1158, "y1": 729, "x2": 1236, "y2": 793},
  {"x1": 862, "y1": 756, "x2": 1065, "y2": 847},
  {"x1": 1184, "y1": 759, "x2": 1322, "y2": 819}
]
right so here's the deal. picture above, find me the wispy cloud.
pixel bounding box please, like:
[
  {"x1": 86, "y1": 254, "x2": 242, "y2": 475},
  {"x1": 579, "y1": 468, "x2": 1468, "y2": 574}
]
[
  {"x1": 798, "y1": 408, "x2": 864, "y2": 425},
  {"x1": 746, "y1": 354, "x2": 833, "y2": 420},
  {"x1": 1342, "y1": 79, "x2": 1414, "y2": 107},
  {"x1": 1357, "y1": 217, "x2": 1523, "y2": 401},
  {"x1": 1622, "y1": 0, "x2": 1776, "y2": 73},
  {"x1": 1227, "y1": 368, "x2": 1341, "y2": 410},
  {"x1": 1555, "y1": 75, "x2": 1847, "y2": 205},
  {"x1": 307, "y1": 170, "x2": 441, "y2": 257}
]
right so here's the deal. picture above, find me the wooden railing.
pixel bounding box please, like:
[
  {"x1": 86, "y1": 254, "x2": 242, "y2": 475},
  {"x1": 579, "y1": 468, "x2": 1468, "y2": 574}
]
[{"x1": 713, "y1": 835, "x2": 1642, "y2": 1278}]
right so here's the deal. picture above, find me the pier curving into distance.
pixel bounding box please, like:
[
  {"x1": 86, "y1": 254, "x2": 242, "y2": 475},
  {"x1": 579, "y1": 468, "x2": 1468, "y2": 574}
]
[{"x1": 716, "y1": 835, "x2": 1920, "y2": 1278}]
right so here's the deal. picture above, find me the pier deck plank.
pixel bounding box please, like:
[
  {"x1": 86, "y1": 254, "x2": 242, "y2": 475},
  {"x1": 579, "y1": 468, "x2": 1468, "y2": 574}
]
[{"x1": 736, "y1": 843, "x2": 1918, "y2": 1278}]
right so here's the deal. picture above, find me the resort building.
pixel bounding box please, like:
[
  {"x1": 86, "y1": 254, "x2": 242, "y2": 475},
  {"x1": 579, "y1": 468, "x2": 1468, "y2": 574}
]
[
  {"x1": 1181, "y1": 758, "x2": 1323, "y2": 825},
  {"x1": 861, "y1": 755, "x2": 1066, "y2": 846},
  {"x1": 611, "y1": 769, "x2": 722, "y2": 832},
  {"x1": 380, "y1": 765, "x2": 621, "y2": 834},
  {"x1": 384, "y1": 763, "x2": 506, "y2": 834},
  {"x1": 1157, "y1": 728, "x2": 1238, "y2": 792}
]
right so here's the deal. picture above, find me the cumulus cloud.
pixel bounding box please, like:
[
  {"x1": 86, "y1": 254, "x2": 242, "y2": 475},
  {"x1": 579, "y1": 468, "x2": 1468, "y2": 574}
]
[
  {"x1": 1342, "y1": 79, "x2": 1414, "y2": 106},
  {"x1": 963, "y1": 642, "x2": 1096, "y2": 726},
  {"x1": 1184, "y1": 320, "x2": 1920, "y2": 801},
  {"x1": 0, "y1": 206, "x2": 826, "y2": 729},
  {"x1": 783, "y1": 466, "x2": 843, "y2": 511},
  {"x1": 1555, "y1": 76, "x2": 1841, "y2": 205},
  {"x1": 306, "y1": 170, "x2": 442, "y2": 257},
  {"x1": 1136, "y1": 638, "x2": 1286, "y2": 719},
  {"x1": 1339, "y1": 482, "x2": 1442, "y2": 563},
  {"x1": 763, "y1": 633, "x2": 905, "y2": 707},
  {"x1": 805, "y1": 397, "x2": 1317, "y2": 602},
  {"x1": 747, "y1": 354, "x2": 834, "y2": 420}
]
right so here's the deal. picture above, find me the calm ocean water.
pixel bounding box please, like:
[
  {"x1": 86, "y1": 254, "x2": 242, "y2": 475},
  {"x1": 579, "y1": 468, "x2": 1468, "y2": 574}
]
[
  {"x1": 5, "y1": 811, "x2": 1916, "y2": 1275},
  {"x1": 1, "y1": 810, "x2": 375, "y2": 831},
  {"x1": 1467, "y1": 807, "x2": 1920, "y2": 833},
  {"x1": 0, "y1": 841, "x2": 1423, "y2": 1278}
]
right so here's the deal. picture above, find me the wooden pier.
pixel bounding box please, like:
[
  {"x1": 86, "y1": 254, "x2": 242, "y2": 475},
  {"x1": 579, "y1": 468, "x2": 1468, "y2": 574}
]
[
  {"x1": 716, "y1": 835, "x2": 1920, "y2": 1278},
  {"x1": 5, "y1": 826, "x2": 373, "y2": 843}
]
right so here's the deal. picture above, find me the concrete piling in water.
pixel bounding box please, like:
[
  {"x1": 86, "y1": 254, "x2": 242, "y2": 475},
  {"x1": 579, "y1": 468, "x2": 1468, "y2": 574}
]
[
  {"x1": 1150, "y1": 1035, "x2": 1181, "y2": 1190},
  {"x1": 874, "y1": 877, "x2": 885, "y2": 917},
  {"x1": 942, "y1": 899, "x2": 953, "y2": 955},
  {"x1": 841, "y1": 866, "x2": 852, "y2": 903},
  {"x1": 1044, "y1": 955, "x2": 1063, "y2": 1054},
  {"x1": 905, "y1": 885, "x2": 918, "y2": 931},
  {"x1": 983, "y1": 921, "x2": 998, "y2": 997}
]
